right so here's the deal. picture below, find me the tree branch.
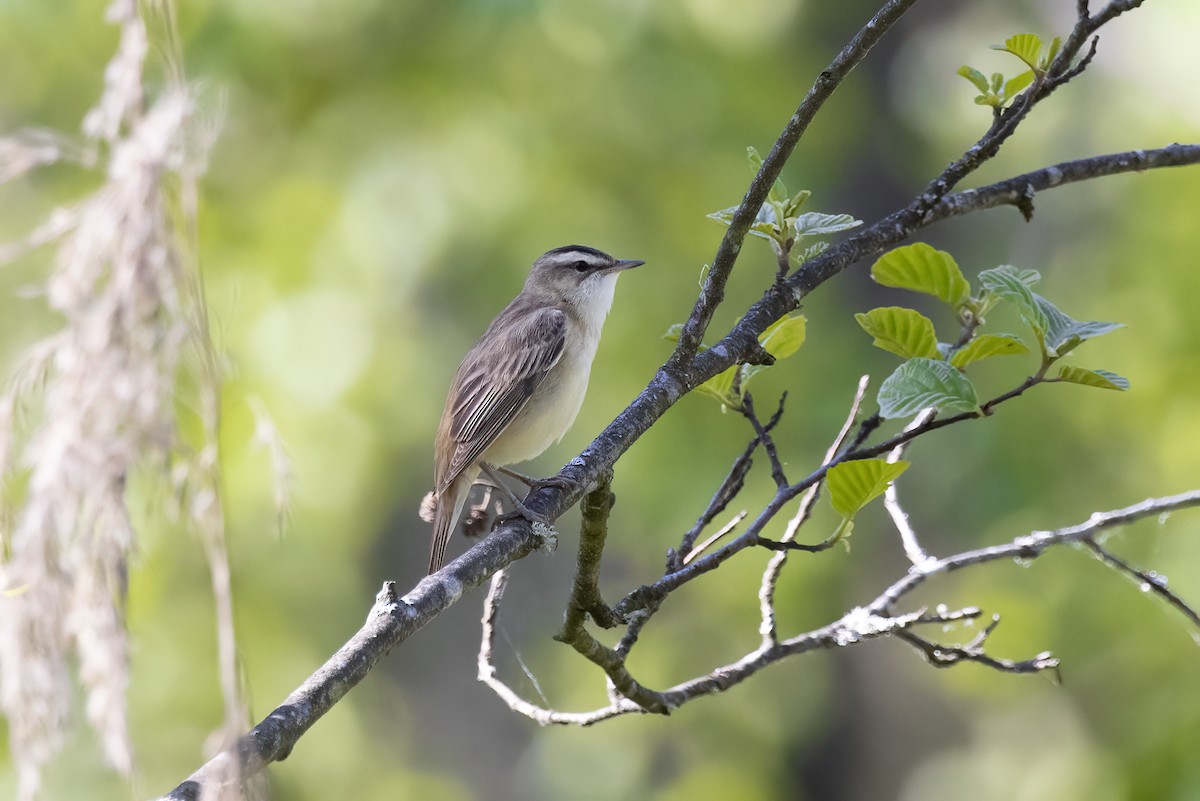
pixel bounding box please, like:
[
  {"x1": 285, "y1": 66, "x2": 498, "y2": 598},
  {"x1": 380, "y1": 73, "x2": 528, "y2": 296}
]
[{"x1": 477, "y1": 492, "x2": 1198, "y2": 727}]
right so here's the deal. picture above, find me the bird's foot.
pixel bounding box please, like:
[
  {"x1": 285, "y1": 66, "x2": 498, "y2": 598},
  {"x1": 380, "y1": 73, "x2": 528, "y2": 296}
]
[
  {"x1": 494, "y1": 500, "x2": 552, "y2": 527},
  {"x1": 479, "y1": 462, "x2": 557, "y2": 528},
  {"x1": 492, "y1": 464, "x2": 580, "y2": 494}
]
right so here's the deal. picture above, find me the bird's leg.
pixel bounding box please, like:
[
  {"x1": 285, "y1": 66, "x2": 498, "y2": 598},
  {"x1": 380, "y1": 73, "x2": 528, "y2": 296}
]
[
  {"x1": 493, "y1": 464, "x2": 580, "y2": 494},
  {"x1": 479, "y1": 462, "x2": 552, "y2": 525}
]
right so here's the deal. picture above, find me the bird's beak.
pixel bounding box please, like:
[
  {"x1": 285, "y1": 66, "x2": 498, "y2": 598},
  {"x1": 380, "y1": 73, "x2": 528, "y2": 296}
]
[{"x1": 610, "y1": 258, "x2": 645, "y2": 272}]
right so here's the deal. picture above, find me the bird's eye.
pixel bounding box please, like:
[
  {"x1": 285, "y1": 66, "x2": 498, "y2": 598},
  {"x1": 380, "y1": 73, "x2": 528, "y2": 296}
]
[{"x1": 571, "y1": 260, "x2": 589, "y2": 272}]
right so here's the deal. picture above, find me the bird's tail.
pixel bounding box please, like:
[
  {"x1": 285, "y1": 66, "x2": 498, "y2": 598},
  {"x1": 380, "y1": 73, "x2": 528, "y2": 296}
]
[{"x1": 428, "y1": 479, "x2": 469, "y2": 573}]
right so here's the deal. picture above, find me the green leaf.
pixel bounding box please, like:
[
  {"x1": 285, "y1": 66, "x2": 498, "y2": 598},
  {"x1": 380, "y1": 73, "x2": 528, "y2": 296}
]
[
  {"x1": 760, "y1": 314, "x2": 807, "y2": 360},
  {"x1": 747, "y1": 146, "x2": 788, "y2": 201},
  {"x1": 792, "y1": 212, "x2": 862, "y2": 239},
  {"x1": 854, "y1": 307, "x2": 939, "y2": 360},
  {"x1": 742, "y1": 314, "x2": 807, "y2": 391},
  {"x1": 991, "y1": 33, "x2": 1043, "y2": 71},
  {"x1": 877, "y1": 358, "x2": 981, "y2": 419},
  {"x1": 1003, "y1": 70, "x2": 1035, "y2": 100},
  {"x1": 707, "y1": 203, "x2": 781, "y2": 242},
  {"x1": 695, "y1": 366, "x2": 738, "y2": 409},
  {"x1": 707, "y1": 206, "x2": 735, "y2": 226},
  {"x1": 871, "y1": 243, "x2": 971, "y2": 308},
  {"x1": 1035, "y1": 295, "x2": 1124, "y2": 357},
  {"x1": 783, "y1": 189, "x2": 811, "y2": 217},
  {"x1": 1055, "y1": 365, "x2": 1130, "y2": 391},
  {"x1": 949, "y1": 333, "x2": 1029, "y2": 368},
  {"x1": 957, "y1": 64, "x2": 991, "y2": 94},
  {"x1": 748, "y1": 203, "x2": 781, "y2": 241},
  {"x1": 827, "y1": 458, "x2": 910, "y2": 519},
  {"x1": 978, "y1": 265, "x2": 1046, "y2": 331},
  {"x1": 662, "y1": 323, "x2": 684, "y2": 343},
  {"x1": 1043, "y1": 36, "x2": 1062, "y2": 68}
]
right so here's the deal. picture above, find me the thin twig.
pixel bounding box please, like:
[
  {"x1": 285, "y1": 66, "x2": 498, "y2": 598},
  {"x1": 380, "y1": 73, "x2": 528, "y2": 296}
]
[
  {"x1": 884, "y1": 408, "x2": 936, "y2": 568},
  {"x1": 1079, "y1": 536, "x2": 1200, "y2": 628},
  {"x1": 684, "y1": 511, "x2": 748, "y2": 566},
  {"x1": 741, "y1": 393, "x2": 788, "y2": 489},
  {"x1": 675, "y1": 393, "x2": 786, "y2": 567},
  {"x1": 895, "y1": 617, "x2": 1061, "y2": 678}
]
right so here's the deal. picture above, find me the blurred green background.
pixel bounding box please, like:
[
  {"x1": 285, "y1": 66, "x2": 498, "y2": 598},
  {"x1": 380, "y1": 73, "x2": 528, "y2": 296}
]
[{"x1": 2, "y1": 0, "x2": 1198, "y2": 799}]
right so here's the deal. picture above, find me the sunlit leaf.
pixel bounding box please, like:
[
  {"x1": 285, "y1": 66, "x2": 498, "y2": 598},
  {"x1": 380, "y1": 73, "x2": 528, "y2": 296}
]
[
  {"x1": 877, "y1": 358, "x2": 980, "y2": 419},
  {"x1": 695, "y1": 366, "x2": 738, "y2": 409},
  {"x1": 991, "y1": 33, "x2": 1043, "y2": 70},
  {"x1": 1055, "y1": 365, "x2": 1130, "y2": 391},
  {"x1": 957, "y1": 64, "x2": 991, "y2": 94},
  {"x1": 760, "y1": 314, "x2": 807, "y2": 360},
  {"x1": 1003, "y1": 70, "x2": 1035, "y2": 99},
  {"x1": 1043, "y1": 36, "x2": 1062, "y2": 68},
  {"x1": 854, "y1": 307, "x2": 939, "y2": 360},
  {"x1": 871, "y1": 243, "x2": 971, "y2": 308},
  {"x1": 949, "y1": 333, "x2": 1029, "y2": 368},
  {"x1": 827, "y1": 458, "x2": 910, "y2": 519}
]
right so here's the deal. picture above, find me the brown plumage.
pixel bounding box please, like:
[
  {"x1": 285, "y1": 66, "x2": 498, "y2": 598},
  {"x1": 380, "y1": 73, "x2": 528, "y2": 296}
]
[{"x1": 428, "y1": 245, "x2": 643, "y2": 573}]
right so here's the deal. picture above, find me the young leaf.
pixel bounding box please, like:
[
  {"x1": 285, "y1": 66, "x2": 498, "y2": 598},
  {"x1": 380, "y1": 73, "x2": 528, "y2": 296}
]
[
  {"x1": 796, "y1": 241, "x2": 829, "y2": 264},
  {"x1": 1054, "y1": 365, "x2": 1130, "y2": 391},
  {"x1": 978, "y1": 265, "x2": 1046, "y2": 332},
  {"x1": 957, "y1": 64, "x2": 991, "y2": 94},
  {"x1": 827, "y1": 458, "x2": 911, "y2": 519},
  {"x1": 747, "y1": 146, "x2": 788, "y2": 201},
  {"x1": 709, "y1": 203, "x2": 784, "y2": 242},
  {"x1": 1043, "y1": 36, "x2": 1062, "y2": 69},
  {"x1": 707, "y1": 206, "x2": 736, "y2": 226},
  {"x1": 783, "y1": 190, "x2": 811, "y2": 217},
  {"x1": 792, "y1": 212, "x2": 862, "y2": 239},
  {"x1": 871, "y1": 243, "x2": 971, "y2": 308},
  {"x1": 949, "y1": 333, "x2": 1029, "y2": 368},
  {"x1": 748, "y1": 203, "x2": 781, "y2": 241},
  {"x1": 877, "y1": 358, "x2": 981, "y2": 419},
  {"x1": 760, "y1": 314, "x2": 807, "y2": 360},
  {"x1": 1003, "y1": 70, "x2": 1035, "y2": 100},
  {"x1": 662, "y1": 323, "x2": 684, "y2": 343},
  {"x1": 695, "y1": 366, "x2": 738, "y2": 409},
  {"x1": 1034, "y1": 295, "x2": 1124, "y2": 357},
  {"x1": 991, "y1": 33, "x2": 1044, "y2": 71},
  {"x1": 854, "y1": 307, "x2": 939, "y2": 360}
]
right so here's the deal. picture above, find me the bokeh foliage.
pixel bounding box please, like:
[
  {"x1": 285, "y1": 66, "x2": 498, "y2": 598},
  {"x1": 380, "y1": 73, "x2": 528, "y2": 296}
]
[{"x1": 1, "y1": 0, "x2": 1198, "y2": 799}]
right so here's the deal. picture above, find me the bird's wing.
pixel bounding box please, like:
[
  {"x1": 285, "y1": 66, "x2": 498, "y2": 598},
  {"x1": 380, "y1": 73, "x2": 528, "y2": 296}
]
[{"x1": 438, "y1": 307, "x2": 567, "y2": 492}]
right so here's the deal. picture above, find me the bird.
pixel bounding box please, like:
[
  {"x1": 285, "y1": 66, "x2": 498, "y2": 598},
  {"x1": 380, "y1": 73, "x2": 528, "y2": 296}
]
[{"x1": 427, "y1": 244, "x2": 644, "y2": 573}]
